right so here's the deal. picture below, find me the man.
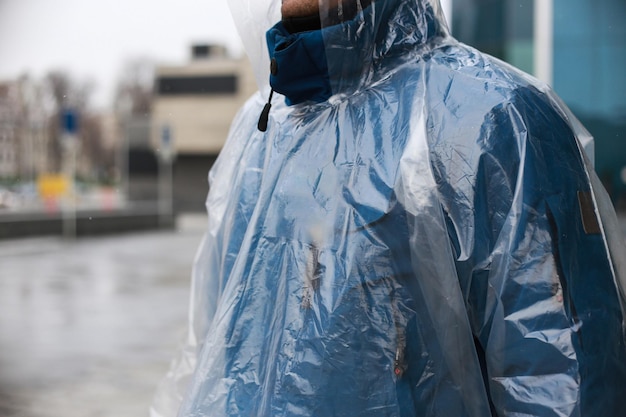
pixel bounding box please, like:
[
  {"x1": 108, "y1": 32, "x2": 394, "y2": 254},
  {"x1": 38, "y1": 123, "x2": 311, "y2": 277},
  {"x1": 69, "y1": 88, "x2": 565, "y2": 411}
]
[{"x1": 152, "y1": 0, "x2": 626, "y2": 416}]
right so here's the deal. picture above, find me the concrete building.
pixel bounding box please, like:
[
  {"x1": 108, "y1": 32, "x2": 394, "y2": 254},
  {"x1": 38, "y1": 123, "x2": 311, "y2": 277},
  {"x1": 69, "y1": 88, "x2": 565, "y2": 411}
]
[{"x1": 152, "y1": 44, "x2": 257, "y2": 212}]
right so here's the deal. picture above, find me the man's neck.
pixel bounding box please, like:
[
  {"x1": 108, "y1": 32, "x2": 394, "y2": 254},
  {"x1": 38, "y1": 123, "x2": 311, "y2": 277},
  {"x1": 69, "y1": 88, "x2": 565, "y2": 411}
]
[{"x1": 282, "y1": 14, "x2": 322, "y2": 34}]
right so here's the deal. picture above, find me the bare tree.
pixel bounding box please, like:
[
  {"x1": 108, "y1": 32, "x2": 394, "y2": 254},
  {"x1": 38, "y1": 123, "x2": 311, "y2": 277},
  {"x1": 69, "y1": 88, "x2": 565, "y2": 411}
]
[
  {"x1": 43, "y1": 70, "x2": 96, "y2": 172},
  {"x1": 15, "y1": 74, "x2": 50, "y2": 180},
  {"x1": 39, "y1": 69, "x2": 116, "y2": 183},
  {"x1": 80, "y1": 113, "x2": 117, "y2": 182},
  {"x1": 114, "y1": 57, "x2": 155, "y2": 117}
]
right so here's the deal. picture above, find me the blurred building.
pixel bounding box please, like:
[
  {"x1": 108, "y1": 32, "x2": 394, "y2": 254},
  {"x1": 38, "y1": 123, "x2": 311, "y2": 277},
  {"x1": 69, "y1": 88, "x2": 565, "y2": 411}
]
[
  {"x1": 0, "y1": 82, "x2": 19, "y2": 178},
  {"x1": 0, "y1": 79, "x2": 48, "y2": 182},
  {"x1": 450, "y1": 0, "x2": 626, "y2": 205},
  {"x1": 122, "y1": 113, "x2": 158, "y2": 203},
  {"x1": 152, "y1": 44, "x2": 257, "y2": 212}
]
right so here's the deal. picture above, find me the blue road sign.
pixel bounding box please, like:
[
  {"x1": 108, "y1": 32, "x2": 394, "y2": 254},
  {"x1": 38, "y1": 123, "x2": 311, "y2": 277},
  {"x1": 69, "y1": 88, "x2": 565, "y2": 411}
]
[
  {"x1": 62, "y1": 109, "x2": 78, "y2": 135},
  {"x1": 162, "y1": 125, "x2": 171, "y2": 146}
]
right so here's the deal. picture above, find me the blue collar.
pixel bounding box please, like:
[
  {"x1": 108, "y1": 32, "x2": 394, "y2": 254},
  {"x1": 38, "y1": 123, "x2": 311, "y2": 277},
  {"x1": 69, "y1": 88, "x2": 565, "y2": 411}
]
[
  {"x1": 266, "y1": 21, "x2": 333, "y2": 106},
  {"x1": 265, "y1": 0, "x2": 445, "y2": 106}
]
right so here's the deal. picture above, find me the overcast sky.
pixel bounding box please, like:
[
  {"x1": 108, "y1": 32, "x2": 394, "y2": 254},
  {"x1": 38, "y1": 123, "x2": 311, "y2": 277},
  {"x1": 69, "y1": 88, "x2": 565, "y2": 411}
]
[{"x1": 0, "y1": 0, "x2": 243, "y2": 109}]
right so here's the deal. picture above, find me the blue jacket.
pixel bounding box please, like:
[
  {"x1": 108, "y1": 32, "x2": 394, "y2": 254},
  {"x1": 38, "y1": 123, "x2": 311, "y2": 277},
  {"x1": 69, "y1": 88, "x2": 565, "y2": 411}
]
[{"x1": 154, "y1": 1, "x2": 626, "y2": 416}]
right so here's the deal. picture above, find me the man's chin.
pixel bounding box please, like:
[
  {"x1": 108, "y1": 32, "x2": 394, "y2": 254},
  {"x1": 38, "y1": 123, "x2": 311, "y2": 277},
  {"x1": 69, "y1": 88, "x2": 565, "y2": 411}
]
[{"x1": 281, "y1": 0, "x2": 321, "y2": 19}]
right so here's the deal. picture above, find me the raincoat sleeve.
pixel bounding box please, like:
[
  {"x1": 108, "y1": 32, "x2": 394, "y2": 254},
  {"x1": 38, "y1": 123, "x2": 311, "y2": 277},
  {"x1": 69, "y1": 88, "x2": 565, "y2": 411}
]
[
  {"x1": 149, "y1": 93, "x2": 267, "y2": 417},
  {"x1": 440, "y1": 85, "x2": 626, "y2": 416}
]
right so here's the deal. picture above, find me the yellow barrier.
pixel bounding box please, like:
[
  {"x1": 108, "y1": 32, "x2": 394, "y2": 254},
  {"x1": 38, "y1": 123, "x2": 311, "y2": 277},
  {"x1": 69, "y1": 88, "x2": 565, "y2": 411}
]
[{"x1": 37, "y1": 174, "x2": 69, "y2": 199}]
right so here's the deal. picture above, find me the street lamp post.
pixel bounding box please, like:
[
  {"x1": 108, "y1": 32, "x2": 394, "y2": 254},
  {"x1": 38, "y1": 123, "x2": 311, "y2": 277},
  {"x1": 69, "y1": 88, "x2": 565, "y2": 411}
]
[
  {"x1": 158, "y1": 124, "x2": 174, "y2": 228},
  {"x1": 61, "y1": 109, "x2": 79, "y2": 238}
]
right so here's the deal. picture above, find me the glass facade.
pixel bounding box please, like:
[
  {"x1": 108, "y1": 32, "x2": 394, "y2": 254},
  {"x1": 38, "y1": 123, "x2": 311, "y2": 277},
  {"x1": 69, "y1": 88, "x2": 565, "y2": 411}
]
[
  {"x1": 451, "y1": 0, "x2": 626, "y2": 204},
  {"x1": 553, "y1": 0, "x2": 626, "y2": 201},
  {"x1": 451, "y1": 0, "x2": 534, "y2": 73}
]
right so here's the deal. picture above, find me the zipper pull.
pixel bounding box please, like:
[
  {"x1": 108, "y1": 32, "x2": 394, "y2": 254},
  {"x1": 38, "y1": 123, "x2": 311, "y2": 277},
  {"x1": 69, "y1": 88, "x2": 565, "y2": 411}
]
[{"x1": 257, "y1": 88, "x2": 274, "y2": 132}]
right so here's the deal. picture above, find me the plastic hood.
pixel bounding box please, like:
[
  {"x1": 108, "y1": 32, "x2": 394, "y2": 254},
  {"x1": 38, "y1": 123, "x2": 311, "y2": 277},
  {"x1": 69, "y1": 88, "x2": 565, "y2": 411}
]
[
  {"x1": 227, "y1": 0, "x2": 281, "y2": 93},
  {"x1": 227, "y1": 0, "x2": 449, "y2": 95},
  {"x1": 318, "y1": 0, "x2": 449, "y2": 97}
]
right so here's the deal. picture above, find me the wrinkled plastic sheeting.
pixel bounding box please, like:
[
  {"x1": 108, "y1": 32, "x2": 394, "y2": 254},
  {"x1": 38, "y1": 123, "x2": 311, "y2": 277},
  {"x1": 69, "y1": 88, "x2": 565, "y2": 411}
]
[
  {"x1": 227, "y1": 0, "x2": 280, "y2": 94},
  {"x1": 151, "y1": 0, "x2": 626, "y2": 416}
]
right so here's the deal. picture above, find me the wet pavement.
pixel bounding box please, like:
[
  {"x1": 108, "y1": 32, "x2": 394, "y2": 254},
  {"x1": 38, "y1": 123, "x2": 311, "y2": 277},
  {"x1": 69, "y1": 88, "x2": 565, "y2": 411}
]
[
  {"x1": 0, "y1": 215, "x2": 206, "y2": 417},
  {"x1": 1, "y1": 213, "x2": 626, "y2": 417}
]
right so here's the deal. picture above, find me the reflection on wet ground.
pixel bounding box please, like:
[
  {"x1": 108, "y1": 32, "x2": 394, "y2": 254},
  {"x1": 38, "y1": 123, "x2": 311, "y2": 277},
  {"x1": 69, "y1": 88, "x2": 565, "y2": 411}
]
[{"x1": 0, "y1": 215, "x2": 206, "y2": 417}]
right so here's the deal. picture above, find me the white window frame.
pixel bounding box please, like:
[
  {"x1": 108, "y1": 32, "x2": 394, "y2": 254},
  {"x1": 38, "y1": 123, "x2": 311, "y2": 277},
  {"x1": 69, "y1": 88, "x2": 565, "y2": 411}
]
[{"x1": 534, "y1": 0, "x2": 554, "y2": 86}]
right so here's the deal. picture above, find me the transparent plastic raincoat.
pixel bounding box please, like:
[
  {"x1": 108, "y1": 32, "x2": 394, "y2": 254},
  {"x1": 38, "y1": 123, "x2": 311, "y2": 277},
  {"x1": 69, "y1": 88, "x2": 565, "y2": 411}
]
[{"x1": 152, "y1": 0, "x2": 626, "y2": 416}]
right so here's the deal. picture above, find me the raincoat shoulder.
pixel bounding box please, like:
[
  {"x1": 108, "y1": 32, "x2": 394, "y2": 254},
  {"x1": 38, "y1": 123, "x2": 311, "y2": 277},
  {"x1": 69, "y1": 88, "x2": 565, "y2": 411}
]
[{"x1": 417, "y1": 40, "x2": 626, "y2": 416}]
